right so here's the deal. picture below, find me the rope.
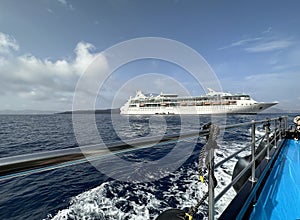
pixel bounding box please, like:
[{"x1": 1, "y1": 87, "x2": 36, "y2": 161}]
[
  {"x1": 155, "y1": 123, "x2": 220, "y2": 220},
  {"x1": 198, "y1": 123, "x2": 219, "y2": 183},
  {"x1": 187, "y1": 123, "x2": 219, "y2": 217}
]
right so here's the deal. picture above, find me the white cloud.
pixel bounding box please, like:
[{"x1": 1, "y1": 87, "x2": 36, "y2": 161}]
[
  {"x1": 0, "y1": 33, "x2": 108, "y2": 111},
  {"x1": 218, "y1": 37, "x2": 262, "y2": 50},
  {"x1": 57, "y1": 0, "x2": 67, "y2": 5},
  {"x1": 74, "y1": 42, "x2": 96, "y2": 74},
  {"x1": 0, "y1": 32, "x2": 19, "y2": 54},
  {"x1": 261, "y1": 27, "x2": 272, "y2": 34},
  {"x1": 47, "y1": 8, "x2": 53, "y2": 13},
  {"x1": 57, "y1": 0, "x2": 74, "y2": 10},
  {"x1": 245, "y1": 39, "x2": 294, "y2": 53},
  {"x1": 221, "y1": 71, "x2": 300, "y2": 110},
  {"x1": 219, "y1": 29, "x2": 295, "y2": 53}
]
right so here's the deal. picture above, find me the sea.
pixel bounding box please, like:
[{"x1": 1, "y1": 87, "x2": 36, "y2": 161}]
[{"x1": 0, "y1": 113, "x2": 295, "y2": 220}]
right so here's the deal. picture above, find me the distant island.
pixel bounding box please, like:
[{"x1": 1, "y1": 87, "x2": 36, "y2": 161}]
[
  {"x1": 259, "y1": 107, "x2": 299, "y2": 114},
  {"x1": 58, "y1": 107, "x2": 298, "y2": 115},
  {"x1": 0, "y1": 109, "x2": 57, "y2": 115},
  {"x1": 57, "y1": 108, "x2": 120, "y2": 114},
  {"x1": 57, "y1": 107, "x2": 298, "y2": 115},
  {"x1": 0, "y1": 107, "x2": 298, "y2": 115},
  {"x1": 0, "y1": 108, "x2": 120, "y2": 115}
]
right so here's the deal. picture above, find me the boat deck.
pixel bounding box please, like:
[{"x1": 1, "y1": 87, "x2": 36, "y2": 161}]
[{"x1": 250, "y1": 139, "x2": 300, "y2": 219}]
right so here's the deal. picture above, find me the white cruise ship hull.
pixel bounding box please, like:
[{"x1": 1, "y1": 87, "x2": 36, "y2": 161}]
[
  {"x1": 121, "y1": 102, "x2": 277, "y2": 115},
  {"x1": 120, "y1": 90, "x2": 278, "y2": 115}
]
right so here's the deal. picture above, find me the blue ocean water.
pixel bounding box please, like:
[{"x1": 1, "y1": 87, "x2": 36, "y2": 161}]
[{"x1": 0, "y1": 114, "x2": 293, "y2": 220}]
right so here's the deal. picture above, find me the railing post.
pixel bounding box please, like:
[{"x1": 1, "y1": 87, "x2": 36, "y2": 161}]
[
  {"x1": 274, "y1": 119, "x2": 277, "y2": 148},
  {"x1": 263, "y1": 118, "x2": 271, "y2": 160},
  {"x1": 265, "y1": 125, "x2": 271, "y2": 160},
  {"x1": 249, "y1": 120, "x2": 257, "y2": 183},
  {"x1": 208, "y1": 148, "x2": 215, "y2": 220},
  {"x1": 278, "y1": 117, "x2": 282, "y2": 140}
]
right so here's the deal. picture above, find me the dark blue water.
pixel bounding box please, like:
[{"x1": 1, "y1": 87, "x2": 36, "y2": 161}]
[{"x1": 0, "y1": 114, "x2": 294, "y2": 220}]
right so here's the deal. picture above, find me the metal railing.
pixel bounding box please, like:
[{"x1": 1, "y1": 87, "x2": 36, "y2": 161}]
[
  {"x1": 208, "y1": 116, "x2": 288, "y2": 220},
  {"x1": 0, "y1": 115, "x2": 289, "y2": 219},
  {"x1": 0, "y1": 129, "x2": 211, "y2": 180}
]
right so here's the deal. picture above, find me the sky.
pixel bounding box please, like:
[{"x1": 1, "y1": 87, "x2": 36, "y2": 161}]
[{"x1": 0, "y1": 0, "x2": 300, "y2": 111}]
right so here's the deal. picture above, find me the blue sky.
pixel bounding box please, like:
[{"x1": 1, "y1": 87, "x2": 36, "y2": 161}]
[{"x1": 0, "y1": 0, "x2": 300, "y2": 111}]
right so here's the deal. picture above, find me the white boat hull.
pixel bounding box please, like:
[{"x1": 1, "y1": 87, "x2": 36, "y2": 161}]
[
  {"x1": 120, "y1": 102, "x2": 277, "y2": 115},
  {"x1": 120, "y1": 90, "x2": 278, "y2": 115}
]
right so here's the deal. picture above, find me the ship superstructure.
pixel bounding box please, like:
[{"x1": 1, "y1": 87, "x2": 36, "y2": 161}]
[{"x1": 120, "y1": 89, "x2": 277, "y2": 115}]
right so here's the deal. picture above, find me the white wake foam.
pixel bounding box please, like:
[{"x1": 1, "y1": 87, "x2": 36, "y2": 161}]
[{"x1": 49, "y1": 130, "x2": 260, "y2": 219}]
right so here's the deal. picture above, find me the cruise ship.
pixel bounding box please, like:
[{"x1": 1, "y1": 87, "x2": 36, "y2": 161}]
[{"x1": 120, "y1": 89, "x2": 278, "y2": 115}]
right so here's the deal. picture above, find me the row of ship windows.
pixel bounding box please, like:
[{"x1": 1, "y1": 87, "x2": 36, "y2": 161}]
[
  {"x1": 131, "y1": 97, "x2": 250, "y2": 103},
  {"x1": 128, "y1": 106, "x2": 241, "y2": 112},
  {"x1": 129, "y1": 101, "x2": 239, "y2": 107}
]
